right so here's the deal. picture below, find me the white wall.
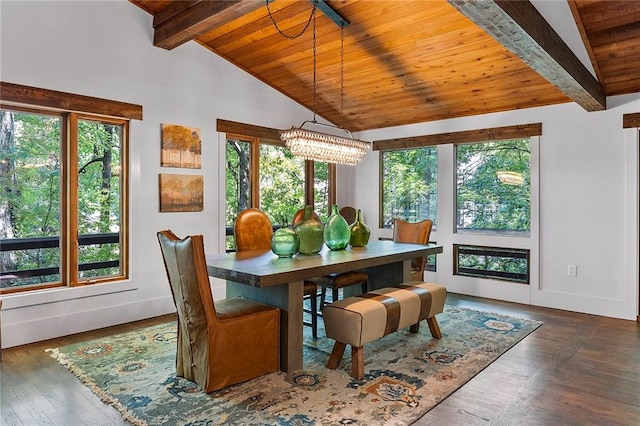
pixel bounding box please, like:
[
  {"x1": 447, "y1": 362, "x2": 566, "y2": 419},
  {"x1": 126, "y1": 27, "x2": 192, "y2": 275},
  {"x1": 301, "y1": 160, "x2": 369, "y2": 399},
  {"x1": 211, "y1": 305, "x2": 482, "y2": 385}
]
[
  {"x1": 0, "y1": 0, "x2": 312, "y2": 348},
  {"x1": 354, "y1": 99, "x2": 639, "y2": 320},
  {"x1": 1, "y1": 0, "x2": 638, "y2": 349}
]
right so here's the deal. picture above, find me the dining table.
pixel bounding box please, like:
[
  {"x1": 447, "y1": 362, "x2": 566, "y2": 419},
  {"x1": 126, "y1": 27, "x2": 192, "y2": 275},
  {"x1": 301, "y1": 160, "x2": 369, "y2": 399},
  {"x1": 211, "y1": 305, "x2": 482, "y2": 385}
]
[{"x1": 206, "y1": 240, "x2": 443, "y2": 372}]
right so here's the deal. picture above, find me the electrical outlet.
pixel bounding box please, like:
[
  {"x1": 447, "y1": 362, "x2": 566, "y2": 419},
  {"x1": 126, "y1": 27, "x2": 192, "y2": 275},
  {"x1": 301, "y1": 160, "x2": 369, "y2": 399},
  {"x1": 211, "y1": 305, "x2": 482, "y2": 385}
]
[{"x1": 567, "y1": 265, "x2": 577, "y2": 277}]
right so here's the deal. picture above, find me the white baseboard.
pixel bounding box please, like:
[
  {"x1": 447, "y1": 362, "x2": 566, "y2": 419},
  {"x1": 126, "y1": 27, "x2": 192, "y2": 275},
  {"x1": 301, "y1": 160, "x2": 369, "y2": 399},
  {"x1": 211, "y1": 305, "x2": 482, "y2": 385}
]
[{"x1": 1, "y1": 296, "x2": 176, "y2": 349}]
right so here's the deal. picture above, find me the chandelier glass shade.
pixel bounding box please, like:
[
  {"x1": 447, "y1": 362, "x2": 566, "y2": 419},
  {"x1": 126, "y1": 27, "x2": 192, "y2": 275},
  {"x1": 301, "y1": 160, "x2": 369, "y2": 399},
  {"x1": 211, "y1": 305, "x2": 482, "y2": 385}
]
[{"x1": 281, "y1": 121, "x2": 370, "y2": 165}]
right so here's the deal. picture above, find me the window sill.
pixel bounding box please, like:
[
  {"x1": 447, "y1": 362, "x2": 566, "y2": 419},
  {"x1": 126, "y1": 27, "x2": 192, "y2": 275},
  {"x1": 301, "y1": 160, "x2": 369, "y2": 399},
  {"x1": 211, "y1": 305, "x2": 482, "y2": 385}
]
[{"x1": 0, "y1": 280, "x2": 138, "y2": 310}]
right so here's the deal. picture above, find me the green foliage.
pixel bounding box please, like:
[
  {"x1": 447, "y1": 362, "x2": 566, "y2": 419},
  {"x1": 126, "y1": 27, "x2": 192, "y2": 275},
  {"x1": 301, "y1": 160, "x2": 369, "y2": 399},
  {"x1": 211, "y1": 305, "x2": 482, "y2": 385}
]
[
  {"x1": 224, "y1": 140, "x2": 329, "y2": 250},
  {"x1": 456, "y1": 139, "x2": 530, "y2": 233},
  {"x1": 4, "y1": 111, "x2": 62, "y2": 238},
  {"x1": 225, "y1": 140, "x2": 251, "y2": 228},
  {"x1": 381, "y1": 147, "x2": 437, "y2": 227},
  {"x1": 77, "y1": 120, "x2": 122, "y2": 235},
  {"x1": 259, "y1": 144, "x2": 305, "y2": 226},
  {"x1": 1, "y1": 109, "x2": 123, "y2": 288}
]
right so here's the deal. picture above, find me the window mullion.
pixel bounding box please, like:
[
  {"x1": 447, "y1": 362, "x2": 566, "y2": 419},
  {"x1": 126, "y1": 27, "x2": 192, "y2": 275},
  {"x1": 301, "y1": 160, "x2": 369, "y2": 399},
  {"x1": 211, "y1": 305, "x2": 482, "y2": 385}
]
[
  {"x1": 250, "y1": 139, "x2": 260, "y2": 207},
  {"x1": 305, "y1": 160, "x2": 314, "y2": 207},
  {"x1": 328, "y1": 163, "x2": 336, "y2": 209},
  {"x1": 67, "y1": 113, "x2": 79, "y2": 286}
]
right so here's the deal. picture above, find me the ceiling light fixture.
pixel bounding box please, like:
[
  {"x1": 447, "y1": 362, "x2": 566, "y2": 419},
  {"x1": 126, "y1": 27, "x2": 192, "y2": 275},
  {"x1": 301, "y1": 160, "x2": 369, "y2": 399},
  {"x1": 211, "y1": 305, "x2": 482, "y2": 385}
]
[{"x1": 268, "y1": 0, "x2": 370, "y2": 166}]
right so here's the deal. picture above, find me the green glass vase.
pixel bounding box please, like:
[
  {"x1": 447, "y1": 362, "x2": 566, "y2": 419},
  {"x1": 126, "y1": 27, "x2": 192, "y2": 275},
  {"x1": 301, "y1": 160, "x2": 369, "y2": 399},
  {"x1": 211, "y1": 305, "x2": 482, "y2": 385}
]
[
  {"x1": 324, "y1": 205, "x2": 350, "y2": 251},
  {"x1": 271, "y1": 227, "x2": 299, "y2": 258},
  {"x1": 349, "y1": 209, "x2": 371, "y2": 247},
  {"x1": 293, "y1": 206, "x2": 324, "y2": 255}
]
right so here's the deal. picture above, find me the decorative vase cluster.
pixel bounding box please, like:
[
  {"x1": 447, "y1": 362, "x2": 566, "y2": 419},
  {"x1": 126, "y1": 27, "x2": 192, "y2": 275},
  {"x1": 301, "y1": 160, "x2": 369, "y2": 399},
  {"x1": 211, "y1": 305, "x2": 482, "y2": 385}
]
[{"x1": 271, "y1": 205, "x2": 370, "y2": 257}]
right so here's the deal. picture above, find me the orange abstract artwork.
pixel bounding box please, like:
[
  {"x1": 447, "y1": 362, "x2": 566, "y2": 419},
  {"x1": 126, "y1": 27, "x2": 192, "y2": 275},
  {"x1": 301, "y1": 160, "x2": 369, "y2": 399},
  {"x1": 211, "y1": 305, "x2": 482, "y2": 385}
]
[
  {"x1": 161, "y1": 123, "x2": 201, "y2": 169},
  {"x1": 159, "y1": 174, "x2": 204, "y2": 212}
]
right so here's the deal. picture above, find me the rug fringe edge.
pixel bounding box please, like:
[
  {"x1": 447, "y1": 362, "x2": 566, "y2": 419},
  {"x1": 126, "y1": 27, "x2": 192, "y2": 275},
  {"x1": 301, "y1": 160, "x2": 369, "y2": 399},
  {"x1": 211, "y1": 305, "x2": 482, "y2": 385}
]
[{"x1": 46, "y1": 347, "x2": 148, "y2": 426}]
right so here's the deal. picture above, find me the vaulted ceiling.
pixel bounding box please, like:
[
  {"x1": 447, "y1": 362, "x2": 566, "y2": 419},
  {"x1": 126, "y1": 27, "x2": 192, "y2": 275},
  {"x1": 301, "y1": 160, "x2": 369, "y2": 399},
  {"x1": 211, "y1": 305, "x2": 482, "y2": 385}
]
[{"x1": 130, "y1": 0, "x2": 640, "y2": 132}]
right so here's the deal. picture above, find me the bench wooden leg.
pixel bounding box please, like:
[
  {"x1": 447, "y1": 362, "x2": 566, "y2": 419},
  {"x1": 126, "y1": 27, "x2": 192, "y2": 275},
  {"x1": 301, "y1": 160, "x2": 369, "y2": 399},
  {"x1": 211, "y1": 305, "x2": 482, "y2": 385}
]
[
  {"x1": 351, "y1": 345, "x2": 364, "y2": 380},
  {"x1": 327, "y1": 341, "x2": 346, "y2": 370},
  {"x1": 427, "y1": 317, "x2": 442, "y2": 339},
  {"x1": 409, "y1": 322, "x2": 420, "y2": 333}
]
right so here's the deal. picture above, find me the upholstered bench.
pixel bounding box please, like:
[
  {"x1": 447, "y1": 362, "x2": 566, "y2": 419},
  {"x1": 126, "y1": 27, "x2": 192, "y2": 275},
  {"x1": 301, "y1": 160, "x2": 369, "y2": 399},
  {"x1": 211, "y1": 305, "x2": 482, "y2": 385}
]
[{"x1": 322, "y1": 281, "x2": 447, "y2": 379}]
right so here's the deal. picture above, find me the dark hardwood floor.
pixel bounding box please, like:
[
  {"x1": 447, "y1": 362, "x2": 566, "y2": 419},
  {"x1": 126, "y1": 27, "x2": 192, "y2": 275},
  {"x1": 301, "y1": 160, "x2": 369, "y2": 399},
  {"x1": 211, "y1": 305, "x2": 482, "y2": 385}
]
[{"x1": 1, "y1": 294, "x2": 639, "y2": 425}]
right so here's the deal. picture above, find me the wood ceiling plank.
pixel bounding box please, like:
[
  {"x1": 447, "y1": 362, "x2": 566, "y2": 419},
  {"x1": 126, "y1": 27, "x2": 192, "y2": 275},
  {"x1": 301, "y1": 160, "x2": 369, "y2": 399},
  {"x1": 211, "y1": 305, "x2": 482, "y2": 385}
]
[
  {"x1": 154, "y1": 0, "x2": 265, "y2": 50},
  {"x1": 588, "y1": 25, "x2": 640, "y2": 50},
  {"x1": 201, "y1": 1, "x2": 314, "y2": 49},
  {"x1": 448, "y1": 0, "x2": 606, "y2": 111},
  {"x1": 348, "y1": 86, "x2": 566, "y2": 118},
  {"x1": 248, "y1": 39, "x2": 517, "y2": 86},
  {"x1": 214, "y1": 2, "x2": 465, "y2": 68},
  {"x1": 570, "y1": 1, "x2": 640, "y2": 33}
]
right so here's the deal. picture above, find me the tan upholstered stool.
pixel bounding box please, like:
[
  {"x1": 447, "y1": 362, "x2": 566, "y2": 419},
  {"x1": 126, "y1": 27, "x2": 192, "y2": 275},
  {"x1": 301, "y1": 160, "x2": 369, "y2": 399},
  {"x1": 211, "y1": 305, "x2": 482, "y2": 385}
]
[{"x1": 323, "y1": 281, "x2": 447, "y2": 379}]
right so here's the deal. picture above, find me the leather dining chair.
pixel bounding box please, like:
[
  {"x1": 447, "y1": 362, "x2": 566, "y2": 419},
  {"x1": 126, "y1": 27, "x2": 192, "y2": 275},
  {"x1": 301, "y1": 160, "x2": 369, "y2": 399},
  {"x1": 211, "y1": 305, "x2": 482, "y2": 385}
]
[
  {"x1": 339, "y1": 206, "x2": 357, "y2": 225},
  {"x1": 393, "y1": 218, "x2": 433, "y2": 281},
  {"x1": 157, "y1": 230, "x2": 280, "y2": 392},
  {"x1": 297, "y1": 207, "x2": 369, "y2": 323},
  {"x1": 234, "y1": 208, "x2": 274, "y2": 251},
  {"x1": 235, "y1": 208, "x2": 320, "y2": 338},
  {"x1": 291, "y1": 207, "x2": 321, "y2": 225}
]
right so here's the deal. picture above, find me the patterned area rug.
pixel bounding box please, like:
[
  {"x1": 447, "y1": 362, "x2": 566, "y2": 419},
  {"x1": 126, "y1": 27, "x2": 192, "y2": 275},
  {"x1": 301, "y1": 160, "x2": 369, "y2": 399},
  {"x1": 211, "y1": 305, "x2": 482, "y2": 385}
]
[{"x1": 47, "y1": 305, "x2": 542, "y2": 425}]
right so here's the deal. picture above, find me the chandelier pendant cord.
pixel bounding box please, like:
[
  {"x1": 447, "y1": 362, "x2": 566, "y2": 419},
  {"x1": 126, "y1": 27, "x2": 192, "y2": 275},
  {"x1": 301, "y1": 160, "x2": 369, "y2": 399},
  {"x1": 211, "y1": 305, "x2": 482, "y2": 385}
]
[
  {"x1": 313, "y1": 10, "x2": 317, "y2": 123},
  {"x1": 273, "y1": 0, "x2": 370, "y2": 165},
  {"x1": 266, "y1": 0, "x2": 317, "y2": 40},
  {"x1": 340, "y1": 26, "x2": 344, "y2": 130}
]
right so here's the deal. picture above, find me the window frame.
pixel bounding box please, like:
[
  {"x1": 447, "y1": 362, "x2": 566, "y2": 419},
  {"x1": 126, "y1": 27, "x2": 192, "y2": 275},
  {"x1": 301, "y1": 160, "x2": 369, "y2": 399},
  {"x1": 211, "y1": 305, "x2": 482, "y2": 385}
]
[
  {"x1": 374, "y1": 123, "x2": 540, "y2": 290},
  {"x1": 222, "y1": 127, "x2": 336, "y2": 249},
  {"x1": 454, "y1": 137, "x2": 531, "y2": 236},
  {"x1": 0, "y1": 82, "x2": 140, "y2": 295},
  {"x1": 378, "y1": 146, "x2": 438, "y2": 229}
]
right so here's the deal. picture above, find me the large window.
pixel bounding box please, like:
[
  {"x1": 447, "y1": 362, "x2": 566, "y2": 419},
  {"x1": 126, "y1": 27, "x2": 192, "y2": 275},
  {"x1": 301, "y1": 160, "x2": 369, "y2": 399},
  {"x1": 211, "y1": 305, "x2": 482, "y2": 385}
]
[
  {"x1": 0, "y1": 107, "x2": 129, "y2": 293},
  {"x1": 456, "y1": 139, "x2": 530, "y2": 235},
  {"x1": 225, "y1": 134, "x2": 332, "y2": 250},
  {"x1": 380, "y1": 147, "x2": 437, "y2": 228},
  {"x1": 375, "y1": 124, "x2": 538, "y2": 286}
]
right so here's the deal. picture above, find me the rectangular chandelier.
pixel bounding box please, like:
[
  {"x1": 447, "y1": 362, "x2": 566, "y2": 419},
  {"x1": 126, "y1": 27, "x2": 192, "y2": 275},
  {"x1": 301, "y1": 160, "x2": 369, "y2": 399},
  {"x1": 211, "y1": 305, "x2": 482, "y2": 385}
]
[{"x1": 281, "y1": 122, "x2": 370, "y2": 166}]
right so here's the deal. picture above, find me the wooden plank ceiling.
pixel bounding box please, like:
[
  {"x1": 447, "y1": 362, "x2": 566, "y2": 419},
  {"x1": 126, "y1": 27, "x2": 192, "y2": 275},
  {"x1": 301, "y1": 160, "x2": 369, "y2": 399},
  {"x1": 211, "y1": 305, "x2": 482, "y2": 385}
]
[{"x1": 130, "y1": 0, "x2": 640, "y2": 132}]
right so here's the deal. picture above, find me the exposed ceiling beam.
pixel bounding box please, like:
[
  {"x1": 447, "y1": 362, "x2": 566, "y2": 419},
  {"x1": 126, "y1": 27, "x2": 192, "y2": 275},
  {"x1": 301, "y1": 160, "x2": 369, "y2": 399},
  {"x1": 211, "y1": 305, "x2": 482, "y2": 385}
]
[
  {"x1": 154, "y1": 0, "x2": 265, "y2": 50},
  {"x1": 448, "y1": 0, "x2": 606, "y2": 111}
]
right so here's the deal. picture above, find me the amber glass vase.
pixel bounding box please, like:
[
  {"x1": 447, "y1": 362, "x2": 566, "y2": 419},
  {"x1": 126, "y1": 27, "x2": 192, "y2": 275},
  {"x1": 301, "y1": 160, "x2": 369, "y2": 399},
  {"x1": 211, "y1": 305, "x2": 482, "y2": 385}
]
[
  {"x1": 293, "y1": 206, "x2": 324, "y2": 254},
  {"x1": 349, "y1": 209, "x2": 371, "y2": 247},
  {"x1": 324, "y1": 205, "x2": 350, "y2": 251}
]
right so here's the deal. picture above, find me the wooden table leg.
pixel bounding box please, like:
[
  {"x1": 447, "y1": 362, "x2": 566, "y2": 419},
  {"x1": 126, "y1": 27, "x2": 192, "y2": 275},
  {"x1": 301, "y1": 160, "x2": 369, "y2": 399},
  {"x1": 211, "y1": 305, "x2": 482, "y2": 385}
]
[{"x1": 226, "y1": 279, "x2": 303, "y2": 372}]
